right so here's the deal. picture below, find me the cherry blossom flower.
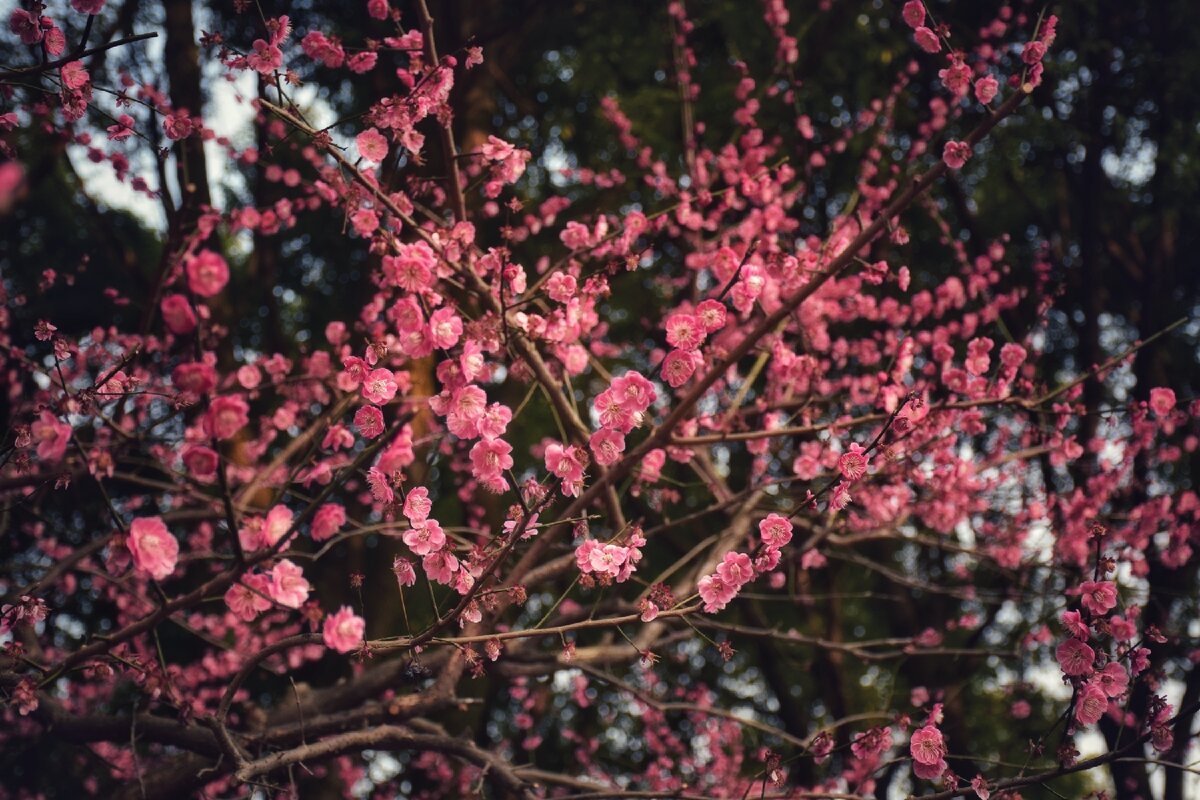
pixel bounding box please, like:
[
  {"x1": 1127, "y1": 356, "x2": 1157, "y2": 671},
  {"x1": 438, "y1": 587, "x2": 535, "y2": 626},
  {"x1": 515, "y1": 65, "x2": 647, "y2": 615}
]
[
  {"x1": 1078, "y1": 580, "x2": 1118, "y2": 616},
  {"x1": 403, "y1": 487, "x2": 432, "y2": 525},
  {"x1": 356, "y1": 128, "x2": 389, "y2": 163},
  {"x1": 837, "y1": 443, "x2": 870, "y2": 481},
  {"x1": 1074, "y1": 682, "x2": 1108, "y2": 726},
  {"x1": 403, "y1": 519, "x2": 446, "y2": 557},
  {"x1": 323, "y1": 606, "x2": 365, "y2": 653},
  {"x1": 31, "y1": 411, "x2": 71, "y2": 463},
  {"x1": 943, "y1": 140, "x2": 972, "y2": 169},
  {"x1": 758, "y1": 514, "x2": 793, "y2": 549},
  {"x1": 1149, "y1": 387, "x2": 1176, "y2": 418},
  {"x1": 910, "y1": 725, "x2": 946, "y2": 765},
  {"x1": 268, "y1": 559, "x2": 311, "y2": 608},
  {"x1": 354, "y1": 405, "x2": 385, "y2": 438},
  {"x1": 311, "y1": 504, "x2": 346, "y2": 542},
  {"x1": 127, "y1": 517, "x2": 178, "y2": 581},
  {"x1": 186, "y1": 250, "x2": 229, "y2": 297},
  {"x1": 1056, "y1": 637, "x2": 1096, "y2": 677}
]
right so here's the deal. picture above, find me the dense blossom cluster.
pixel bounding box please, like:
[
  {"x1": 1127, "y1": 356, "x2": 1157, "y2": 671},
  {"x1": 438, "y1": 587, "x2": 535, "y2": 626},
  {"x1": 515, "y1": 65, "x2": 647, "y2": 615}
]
[{"x1": 0, "y1": 1, "x2": 1197, "y2": 798}]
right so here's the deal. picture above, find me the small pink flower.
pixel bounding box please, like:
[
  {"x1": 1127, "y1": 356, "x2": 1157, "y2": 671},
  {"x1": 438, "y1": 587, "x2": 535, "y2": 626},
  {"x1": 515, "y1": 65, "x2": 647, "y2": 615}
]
[
  {"x1": 225, "y1": 573, "x2": 272, "y2": 621},
  {"x1": 589, "y1": 428, "x2": 626, "y2": 466},
  {"x1": 910, "y1": 725, "x2": 946, "y2": 766},
  {"x1": 60, "y1": 61, "x2": 89, "y2": 90},
  {"x1": 902, "y1": 0, "x2": 924, "y2": 28},
  {"x1": 1056, "y1": 637, "x2": 1096, "y2": 677},
  {"x1": 975, "y1": 75, "x2": 999, "y2": 104},
  {"x1": 186, "y1": 249, "x2": 230, "y2": 297},
  {"x1": 260, "y1": 504, "x2": 295, "y2": 549},
  {"x1": 205, "y1": 395, "x2": 250, "y2": 440},
  {"x1": 403, "y1": 487, "x2": 432, "y2": 525},
  {"x1": 914, "y1": 26, "x2": 941, "y2": 53},
  {"x1": 403, "y1": 519, "x2": 446, "y2": 557},
  {"x1": 423, "y1": 550, "x2": 459, "y2": 584},
  {"x1": 837, "y1": 444, "x2": 869, "y2": 481},
  {"x1": 354, "y1": 404, "x2": 385, "y2": 439},
  {"x1": 181, "y1": 444, "x2": 218, "y2": 478},
  {"x1": 1074, "y1": 683, "x2": 1108, "y2": 726},
  {"x1": 1078, "y1": 580, "x2": 1118, "y2": 616},
  {"x1": 163, "y1": 109, "x2": 194, "y2": 140},
  {"x1": 323, "y1": 606, "x2": 365, "y2": 653},
  {"x1": 1096, "y1": 662, "x2": 1129, "y2": 698},
  {"x1": 31, "y1": 411, "x2": 71, "y2": 463},
  {"x1": 361, "y1": 368, "x2": 398, "y2": 405},
  {"x1": 1149, "y1": 387, "x2": 1176, "y2": 418},
  {"x1": 127, "y1": 516, "x2": 179, "y2": 581},
  {"x1": 758, "y1": 514, "x2": 794, "y2": 549},
  {"x1": 356, "y1": 128, "x2": 389, "y2": 163},
  {"x1": 829, "y1": 481, "x2": 852, "y2": 511},
  {"x1": 943, "y1": 140, "x2": 972, "y2": 169},
  {"x1": 268, "y1": 559, "x2": 310, "y2": 608},
  {"x1": 392, "y1": 556, "x2": 417, "y2": 587},
  {"x1": 311, "y1": 503, "x2": 346, "y2": 542},
  {"x1": 698, "y1": 573, "x2": 738, "y2": 613},
  {"x1": 159, "y1": 293, "x2": 196, "y2": 335},
  {"x1": 716, "y1": 551, "x2": 754, "y2": 587}
]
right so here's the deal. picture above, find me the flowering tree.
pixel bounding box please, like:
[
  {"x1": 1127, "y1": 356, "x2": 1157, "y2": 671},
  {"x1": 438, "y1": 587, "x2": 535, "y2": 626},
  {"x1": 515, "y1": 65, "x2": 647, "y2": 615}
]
[{"x1": 1, "y1": 1, "x2": 1198, "y2": 799}]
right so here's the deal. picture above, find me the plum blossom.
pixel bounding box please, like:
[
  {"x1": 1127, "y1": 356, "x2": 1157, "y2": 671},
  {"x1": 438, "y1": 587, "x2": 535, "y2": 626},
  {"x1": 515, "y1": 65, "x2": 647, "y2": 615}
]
[
  {"x1": 186, "y1": 250, "x2": 229, "y2": 297},
  {"x1": 323, "y1": 606, "x2": 365, "y2": 653},
  {"x1": 268, "y1": 559, "x2": 311, "y2": 608},
  {"x1": 1056, "y1": 637, "x2": 1096, "y2": 676},
  {"x1": 127, "y1": 517, "x2": 179, "y2": 581}
]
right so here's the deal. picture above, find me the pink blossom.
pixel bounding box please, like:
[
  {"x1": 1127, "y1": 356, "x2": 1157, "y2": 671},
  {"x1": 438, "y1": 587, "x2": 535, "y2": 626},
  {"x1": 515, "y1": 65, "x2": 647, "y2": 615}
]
[
  {"x1": 354, "y1": 405, "x2": 385, "y2": 438},
  {"x1": 1078, "y1": 580, "x2": 1118, "y2": 616},
  {"x1": 259, "y1": 504, "x2": 295, "y2": 550},
  {"x1": 181, "y1": 445, "x2": 218, "y2": 478},
  {"x1": 311, "y1": 503, "x2": 346, "y2": 542},
  {"x1": 698, "y1": 573, "x2": 738, "y2": 613},
  {"x1": 716, "y1": 551, "x2": 754, "y2": 587},
  {"x1": 943, "y1": 140, "x2": 972, "y2": 169},
  {"x1": 902, "y1": 0, "x2": 924, "y2": 28},
  {"x1": 838, "y1": 444, "x2": 869, "y2": 481},
  {"x1": 186, "y1": 250, "x2": 230, "y2": 297},
  {"x1": 1096, "y1": 662, "x2": 1129, "y2": 698},
  {"x1": 1061, "y1": 609, "x2": 1090, "y2": 639},
  {"x1": 403, "y1": 519, "x2": 446, "y2": 556},
  {"x1": 758, "y1": 513, "x2": 793, "y2": 549},
  {"x1": 403, "y1": 486, "x2": 433, "y2": 524},
  {"x1": 428, "y1": 308, "x2": 463, "y2": 349},
  {"x1": 1074, "y1": 683, "x2": 1108, "y2": 726},
  {"x1": 910, "y1": 725, "x2": 946, "y2": 766},
  {"x1": 367, "y1": 0, "x2": 389, "y2": 20},
  {"x1": 829, "y1": 481, "x2": 852, "y2": 511},
  {"x1": 1056, "y1": 637, "x2": 1096, "y2": 677},
  {"x1": 323, "y1": 606, "x2": 365, "y2": 653},
  {"x1": 914, "y1": 26, "x2": 941, "y2": 53},
  {"x1": 60, "y1": 61, "x2": 89, "y2": 90},
  {"x1": 975, "y1": 75, "x2": 999, "y2": 104},
  {"x1": 225, "y1": 573, "x2": 272, "y2": 621},
  {"x1": 357, "y1": 128, "x2": 389, "y2": 163},
  {"x1": 1150, "y1": 387, "x2": 1176, "y2": 418},
  {"x1": 159, "y1": 296, "x2": 196, "y2": 335},
  {"x1": 662, "y1": 348, "x2": 702, "y2": 388},
  {"x1": 695, "y1": 298, "x2": 728, "y2": 332},
  {"x1": 545, "y1": 442, "x2": 586, "y2": 496},
  {"x1": 664, "y1": 312, "x2": 705, "y2": 350},
  {"x1": 163, "y1": 110, "x2": 194, "y2": 140},
  {"x1": 423, "y1": 550, "x2": 459, "y2": 584},
  {"x1": 470, "y1": 438, "x2": 513, "y2": 492},
  {"x1": 127, "y1": 517, "x2": 178, "y2": 581},
  {"x1": 392, "y1": 556, "x2": 417, "y2": 588},
  {"x1": 362, "y1": 368, "x2": 399, "y2": 405},
  {"x1": 205, "y1": 395, "x2": 250, "y2": 440},
  {"x1": 589, "y1": 428, "x2": 626, "y2": 466},
  {"x1": 31, "y1": 411, "x2": 71, "y2": 463},
  {"x1": 268, "y1": 559, "x2": 311, "y2": 608}
]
